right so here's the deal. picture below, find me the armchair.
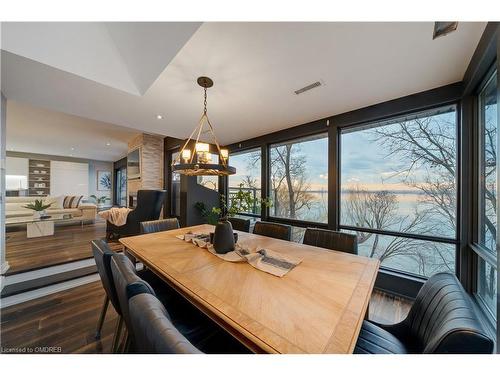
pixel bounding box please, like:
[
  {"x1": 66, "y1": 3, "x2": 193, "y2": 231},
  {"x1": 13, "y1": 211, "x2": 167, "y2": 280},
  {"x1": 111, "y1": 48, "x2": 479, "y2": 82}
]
[{"x1": 106, "y1": 190, "x2": 166, "y2": 241}]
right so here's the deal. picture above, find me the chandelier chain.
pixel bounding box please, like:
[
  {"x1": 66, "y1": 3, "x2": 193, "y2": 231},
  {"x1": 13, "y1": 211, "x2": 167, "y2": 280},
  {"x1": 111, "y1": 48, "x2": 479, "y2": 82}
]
[{"x1": 203, "y1": 87, "x2": 208, "y2": 114}]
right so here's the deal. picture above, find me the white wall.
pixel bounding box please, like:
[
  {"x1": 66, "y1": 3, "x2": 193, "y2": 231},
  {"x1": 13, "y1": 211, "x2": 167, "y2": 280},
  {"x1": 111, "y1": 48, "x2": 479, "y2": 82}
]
[
  {"x1": 5, "y1": 156, "x2": 28, "y2": 190},
  {"x1": 50, "y1": 161, "x2": 89, "y2": 197},
  {"x1": 6, "y1": 156, "x2": 28, "y2": 175}
]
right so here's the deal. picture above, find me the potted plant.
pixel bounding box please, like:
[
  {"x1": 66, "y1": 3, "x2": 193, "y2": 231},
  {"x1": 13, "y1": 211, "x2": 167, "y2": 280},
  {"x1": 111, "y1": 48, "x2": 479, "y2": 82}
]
[
  {"x1": 195, "y1": 187, "x2": 272, "y2": 224},
  {"x1": 194, "y1": 202, "x2": 222, "y2": 225},
  {"x1": 225, "y1": 184, "x2": 272, "y2": 217},
  {"x1": 90, "y1": 195, "x2": 111, "y2": 209},
  {"x1": 23, "y1": 199, "x2": 52, "y2": 218}
]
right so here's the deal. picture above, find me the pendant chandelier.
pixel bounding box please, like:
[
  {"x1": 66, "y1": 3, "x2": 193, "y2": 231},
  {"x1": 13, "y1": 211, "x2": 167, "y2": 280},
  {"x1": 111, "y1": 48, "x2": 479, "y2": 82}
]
[{"x1": 172, "y1": 76, "x2": 236, "y2": 176}]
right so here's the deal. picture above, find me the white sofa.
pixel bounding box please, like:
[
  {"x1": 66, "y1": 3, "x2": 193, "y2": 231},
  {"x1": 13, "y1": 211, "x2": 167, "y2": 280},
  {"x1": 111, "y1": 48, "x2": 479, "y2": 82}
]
[{"x1": 5, "y1": 196, "x2": 97, "y2": 222}]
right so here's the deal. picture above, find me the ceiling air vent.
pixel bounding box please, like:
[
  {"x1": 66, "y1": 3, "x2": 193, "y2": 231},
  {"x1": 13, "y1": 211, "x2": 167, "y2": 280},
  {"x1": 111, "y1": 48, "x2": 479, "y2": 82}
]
[
  {"x1": 433, "y1": 22, "x2": 458, "y2": 39},
  {"x1": 294, "y1": 81, "x2": 322, "y2": 95}
]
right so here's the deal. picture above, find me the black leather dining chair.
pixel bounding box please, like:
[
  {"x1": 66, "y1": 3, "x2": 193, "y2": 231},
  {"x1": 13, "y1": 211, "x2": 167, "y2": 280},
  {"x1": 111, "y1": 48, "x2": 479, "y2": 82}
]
[
  {"x1": 253, "y1": 221, "x2": 291, "y2": 241},
  {"x1": 92, "y1": 239, "x2": 170, "y2": 348},
  {"x1": 110, "y1": 253, "x2": 152, "y2": 346},
  {"x1": 111, "y1": 253, "x2": 251, "y2": 353},
  {"x1": 91, "y1": 239, "x2": 124, "y2": 352},
  {"x1": 228, "y1": 217, "x2": 251, "y2": 233},
  {"x1": 303, "y1": 228, "x2": 358, "y2": 255},
  {"x1": 129, "y1": 293, "x2": 202, "y2": 354},
  {"x1": 106, "y1": 189, "x2": 166, "y2": 240},
  {"x1": 354, "y1": 272, "x2": 494, "y2": 354},
  {"x1": 140, "y1": 218, "x2": 180, "y2": 234}
]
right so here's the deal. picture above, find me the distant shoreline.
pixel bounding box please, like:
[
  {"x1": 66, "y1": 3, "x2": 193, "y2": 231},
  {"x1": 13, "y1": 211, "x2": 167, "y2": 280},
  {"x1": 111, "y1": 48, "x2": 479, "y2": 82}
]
[{"x1": 228, "y1": 186, "x2": 425, "y2": 195}]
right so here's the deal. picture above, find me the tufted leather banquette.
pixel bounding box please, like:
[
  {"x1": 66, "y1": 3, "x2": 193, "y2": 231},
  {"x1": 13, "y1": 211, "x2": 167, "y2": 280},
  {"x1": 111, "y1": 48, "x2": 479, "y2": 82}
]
[{"x1": 355, "y1": 272, "x2": 494, "y2": 354}]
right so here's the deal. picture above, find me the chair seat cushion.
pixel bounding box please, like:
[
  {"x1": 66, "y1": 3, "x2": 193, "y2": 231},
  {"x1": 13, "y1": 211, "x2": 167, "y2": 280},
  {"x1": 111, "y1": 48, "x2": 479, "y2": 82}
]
[{"x1": 354, "y1": 321, "x2": 407, "y2": 354}]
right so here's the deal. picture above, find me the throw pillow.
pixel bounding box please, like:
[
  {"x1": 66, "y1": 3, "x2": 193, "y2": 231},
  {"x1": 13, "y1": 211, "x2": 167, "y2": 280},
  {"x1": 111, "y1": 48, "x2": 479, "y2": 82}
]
[{"x1": 63, "y1": 195, "x2": 83, "y2": 209}]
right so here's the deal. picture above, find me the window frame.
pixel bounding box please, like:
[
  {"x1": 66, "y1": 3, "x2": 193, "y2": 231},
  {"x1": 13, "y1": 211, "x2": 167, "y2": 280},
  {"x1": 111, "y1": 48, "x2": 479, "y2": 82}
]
[
  {"x1": 472, "y1": 65, "x2": 498, "y2": 323},
  {"x1": 267, "y1": 132, "x2": 329, "y2": 225},
  {"x1": 337, "y1": 104, "x2": 461, "y2": 280},
  {"x1": 165, "y1": 147, "x2": 181, "y2": 220},
  {"x1": 222, "y1": 82, "x2": 464, "y2": 298},
  {"x1": 226, "y1": 147, "x2": 263, "y2": 218}
]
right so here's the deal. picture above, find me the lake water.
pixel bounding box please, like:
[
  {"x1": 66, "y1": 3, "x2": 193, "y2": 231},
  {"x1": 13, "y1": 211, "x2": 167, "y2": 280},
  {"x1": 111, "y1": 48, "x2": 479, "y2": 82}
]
[
  {"x1": 232, "y1": 188, "x2": 457, "y2": 277},
  {"x1": 293, "y1": 191, "x2": 456, "y2": 277}
]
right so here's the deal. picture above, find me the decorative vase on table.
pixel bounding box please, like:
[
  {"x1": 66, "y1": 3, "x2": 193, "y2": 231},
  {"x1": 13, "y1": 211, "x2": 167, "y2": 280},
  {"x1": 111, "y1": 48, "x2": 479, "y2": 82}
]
[
  {"x1": 33, "y1": 210, "x2": 46, "y2": 219},
  {"x1": 213, "y1": 218, "x2": 235, "y2": 254}
]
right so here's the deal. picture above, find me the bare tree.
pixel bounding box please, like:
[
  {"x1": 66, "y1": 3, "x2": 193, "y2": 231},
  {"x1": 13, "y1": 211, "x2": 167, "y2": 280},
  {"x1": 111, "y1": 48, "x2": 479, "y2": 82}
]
[
  {"x1": 343, "y1": 185, "x2": 452, "y2": 275},
  {"x1": 370, "y1": 115, "x2": 459, "y2": 237},
  {"x1": 339, "y1": 113, "x2": 465, "y2": 275},
  {"x1": 269, "y1": 144, "x2": 315, "y2": 219},
  {"x1": 243, "y1": 144, "x2": 316, "y2": 219}
]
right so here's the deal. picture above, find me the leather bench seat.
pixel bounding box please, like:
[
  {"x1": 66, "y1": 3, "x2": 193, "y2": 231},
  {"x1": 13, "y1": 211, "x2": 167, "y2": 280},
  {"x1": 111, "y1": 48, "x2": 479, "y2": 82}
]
[
  {"x1": 354, "y1": 273, "x2": 494, "y2": 354},
  {"x1": 354, "y1": 321, "x2": 407, "y2": 354}
]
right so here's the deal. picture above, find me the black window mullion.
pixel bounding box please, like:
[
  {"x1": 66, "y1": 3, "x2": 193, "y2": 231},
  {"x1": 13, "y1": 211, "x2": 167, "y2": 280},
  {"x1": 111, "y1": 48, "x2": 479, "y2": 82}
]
[{"x1": 328, "y1": 121, "x2": 339, "y2": 231}]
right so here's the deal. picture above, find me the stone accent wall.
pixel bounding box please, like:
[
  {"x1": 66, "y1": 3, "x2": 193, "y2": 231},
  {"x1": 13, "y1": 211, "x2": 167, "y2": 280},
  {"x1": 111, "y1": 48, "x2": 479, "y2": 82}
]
[{"x1": 127, "y1": 133, "x2": 164, "y2": 196}]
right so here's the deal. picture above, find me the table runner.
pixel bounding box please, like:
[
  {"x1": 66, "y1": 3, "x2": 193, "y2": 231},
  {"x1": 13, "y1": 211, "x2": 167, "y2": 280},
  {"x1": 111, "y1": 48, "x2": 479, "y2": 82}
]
[{"x1": 176, "y1": 232, "x2": 302, "y2": 277}]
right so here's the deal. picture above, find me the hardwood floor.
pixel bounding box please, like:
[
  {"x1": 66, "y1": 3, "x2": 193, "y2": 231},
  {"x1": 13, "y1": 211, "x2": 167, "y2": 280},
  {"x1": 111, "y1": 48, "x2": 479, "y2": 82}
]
[
  {"x1": 0, "y1": 281, "x2": 412, "y2": 354},
  {"x1": 369, "y1": 290, "x2": 412, "y2": 324},
  {"x1": 0, "y1": 281, "x2": 118, "y2": 353},
  {"x1": 5, "y1": 219, "x2": 108, "y2": 275}
]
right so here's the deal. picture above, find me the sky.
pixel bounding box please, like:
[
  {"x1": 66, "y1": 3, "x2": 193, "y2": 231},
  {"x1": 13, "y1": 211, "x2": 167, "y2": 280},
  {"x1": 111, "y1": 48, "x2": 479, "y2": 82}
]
[
  {"x1": 341, "y1": 110, "x2": 457, "y2": 192},
  {"x1": 228, "y1": 138, "x2": 329, "y2": 191},
  {"x1": 228, "y1": 109, "x2": 457, "y2": 193}
]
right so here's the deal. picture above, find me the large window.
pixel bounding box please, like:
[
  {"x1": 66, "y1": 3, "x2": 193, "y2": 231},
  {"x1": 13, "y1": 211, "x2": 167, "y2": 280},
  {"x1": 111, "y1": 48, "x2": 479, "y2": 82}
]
[
  {"x1": 340, "y1": 105, "x2": 458, "y2": 278},
  {"x1": 228, "y1": 148, "x2": 262, "y2": 215},
  {"x1": 476, "y1": 69, "x2": 497, "y2": 319},
  {"x1": 269, "y1": 134, "x2": 328, "y2": 223},
  {"x1": 170, "y1": 151, "x2": 180, "y2": 217}
]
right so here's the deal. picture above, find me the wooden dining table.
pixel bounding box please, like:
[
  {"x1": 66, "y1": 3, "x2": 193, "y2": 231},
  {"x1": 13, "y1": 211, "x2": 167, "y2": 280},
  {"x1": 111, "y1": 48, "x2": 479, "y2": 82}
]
[{"x1": 120, "y1": 224, "x2": 380, "y2": 354}]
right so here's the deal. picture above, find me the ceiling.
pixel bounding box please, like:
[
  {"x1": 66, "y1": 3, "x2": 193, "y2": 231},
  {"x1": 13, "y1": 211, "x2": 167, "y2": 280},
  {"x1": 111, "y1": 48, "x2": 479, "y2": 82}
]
[
  {"x1": 6, "y1": 101, "x2": 139, "y2": 161},
  {"x1": 1, "y1": 22, "x2": 487, "y2": 153}
]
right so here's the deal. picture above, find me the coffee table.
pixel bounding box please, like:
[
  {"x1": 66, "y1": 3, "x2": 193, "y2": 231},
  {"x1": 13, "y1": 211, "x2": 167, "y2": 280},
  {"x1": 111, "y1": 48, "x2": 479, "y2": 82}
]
[{"x1": 6, "y1": 214, "x2": 76, "y2": 238}]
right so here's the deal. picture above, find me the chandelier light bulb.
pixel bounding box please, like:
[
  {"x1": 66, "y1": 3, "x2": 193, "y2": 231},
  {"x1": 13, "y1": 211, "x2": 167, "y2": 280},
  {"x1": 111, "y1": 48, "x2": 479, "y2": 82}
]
[
  {"x1": 220, "y1": 149, "x2": 229, "y2": 160},
  {"x1": 195, "y1": 142, "x2": 210, "y2": 153},
  {"x1": 181, "y1": 149, "x2": 191, "y2": 163}
]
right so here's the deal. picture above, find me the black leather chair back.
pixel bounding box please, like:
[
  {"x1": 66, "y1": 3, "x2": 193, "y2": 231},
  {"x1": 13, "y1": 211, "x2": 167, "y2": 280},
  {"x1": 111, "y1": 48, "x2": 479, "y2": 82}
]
[
  {"x1": 401, "y1": 272, "x2": 494, "y2": 353},
  {"x1": 126, "y1": 189, "x2": 166, "y2": 234},
  {"x1": 228, "y1": 217, "x2": 250, "y2": 232},
  {"x1": 129, "y1": 293, "x2": 202, "y2": 354},
  {"x1": 253, "y1": 221, "x2": 291, "y2": 241},
  {"x1": 111, "y1": 253, "x2": 156, "y2": 332},
  {"x1": 91, "y1": 240, "x2": 121, "y2": 314},
  {"x1": 303, "y1": 228, "x2": 358, "y2": 255},
  {"x1": 140, "y1": 218, "x2": 180, "y2": 234}
]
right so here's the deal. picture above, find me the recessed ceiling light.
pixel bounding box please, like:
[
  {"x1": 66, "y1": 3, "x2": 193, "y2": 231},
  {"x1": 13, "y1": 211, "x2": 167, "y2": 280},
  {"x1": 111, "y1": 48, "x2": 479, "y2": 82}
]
[
  {"x1": 156, "y1": 114, "x2": 164, "y2": 120},
  {"x1": 106, "y1": 142, "x2": 111, "y2": 146},
  {"x1": 70, "y1": 147, "x2": 75, "y2": 151}
]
